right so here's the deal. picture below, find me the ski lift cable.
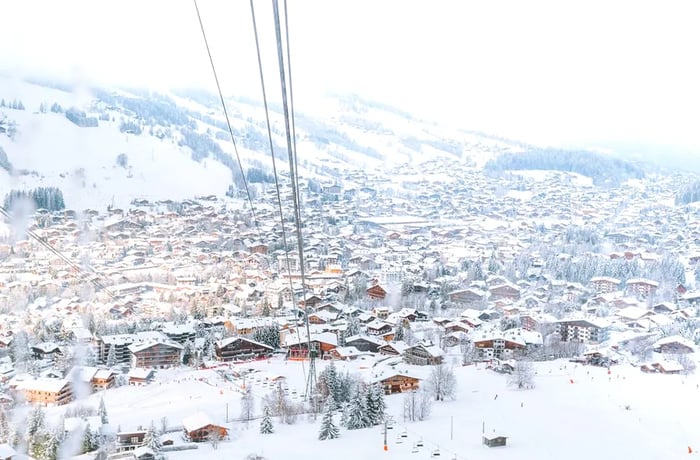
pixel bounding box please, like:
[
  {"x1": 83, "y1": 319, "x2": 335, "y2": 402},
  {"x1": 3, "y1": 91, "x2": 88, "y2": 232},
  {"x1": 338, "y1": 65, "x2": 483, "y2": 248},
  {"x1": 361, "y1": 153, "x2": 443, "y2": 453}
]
[
  {"x1": 271, "y1": 0, "x2": 317, "y2": 399},
  {"x1": 192, "y1": 0, "x2": 270, "y2": 263},
  {"x1": 249, "y1": 0, "x2": 307, "y2": 382}
]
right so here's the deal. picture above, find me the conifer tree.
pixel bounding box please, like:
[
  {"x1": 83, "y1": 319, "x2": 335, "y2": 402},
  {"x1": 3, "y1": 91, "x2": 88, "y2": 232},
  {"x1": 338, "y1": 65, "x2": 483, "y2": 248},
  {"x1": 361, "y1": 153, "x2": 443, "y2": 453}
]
[
  {"x1": 318, "y1": 394, "x2": 340, "y2": 440},
  {"x1": 344, "y1": 385, "x2": 369, "y2": 430},
  {"x1": 106, "y1": 345, "x2": 117, "y2": 367},
  {"x1": 259, "y1": 406, "x2": 274, "y2": 434},
  {"x1": 0, "y1": 408, "x2": 9, "y2": 443},
  {"x1": 82, "y1": 423, "x2": 98, "y2": 453},
  {"x1": 27, "y1": 406, "x2": 46, "y2": 438},
  {"x1": 98, "y1": 396, "x2": 109, "y2": 425},
  {"x1": 366, "y1": 383, "x2": 386, "y2": 426},
  {"x1": 143, "y1": 421, "x2": 162, "y2": 452}
]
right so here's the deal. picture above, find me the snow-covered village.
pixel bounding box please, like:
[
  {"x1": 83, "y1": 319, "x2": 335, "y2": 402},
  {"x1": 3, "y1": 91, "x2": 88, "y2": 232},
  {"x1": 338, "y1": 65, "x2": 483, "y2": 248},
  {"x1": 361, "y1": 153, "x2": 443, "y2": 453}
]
[{"x1": 2, "y1": 1, "x2": 700, "y2": 459}]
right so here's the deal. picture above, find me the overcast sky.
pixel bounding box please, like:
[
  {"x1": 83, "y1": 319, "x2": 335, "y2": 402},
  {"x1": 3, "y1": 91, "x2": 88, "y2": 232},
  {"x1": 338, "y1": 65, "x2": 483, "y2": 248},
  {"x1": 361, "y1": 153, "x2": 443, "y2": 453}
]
[{"x1": 2, "y1": 0, "x2": 699, "y2": 150}]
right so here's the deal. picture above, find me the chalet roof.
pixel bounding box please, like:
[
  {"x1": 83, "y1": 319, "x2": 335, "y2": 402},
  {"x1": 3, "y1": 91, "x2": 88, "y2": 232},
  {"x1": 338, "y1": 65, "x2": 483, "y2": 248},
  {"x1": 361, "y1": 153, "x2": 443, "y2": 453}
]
[
  {"x1": 17, "y1": 377, "x2": 69, "y2": 393},
  {"x1": 345, "y1": 335, "x2": 385, "y2": 346},
  {"x1": 128, "y1": 368, "x2": 155, "y2": 379},
  {"x1": 128, "y1": 338, "x2": 183, "y2": 354},
  {"x1": 332, "y1": 346, "x2": 365, "y2": 358},
  {"x1": 217, "y1": 336, "x2": 274, "y2": 350},
  {"x1": 617, "y1": 306, "x2": 652, "y2": 321},
  {"x1": 653, "y1": 335, "x2": 696, "y2": 350},
  {"x1": 182, "y1": 411, "x2": 218, "y2": 432}
]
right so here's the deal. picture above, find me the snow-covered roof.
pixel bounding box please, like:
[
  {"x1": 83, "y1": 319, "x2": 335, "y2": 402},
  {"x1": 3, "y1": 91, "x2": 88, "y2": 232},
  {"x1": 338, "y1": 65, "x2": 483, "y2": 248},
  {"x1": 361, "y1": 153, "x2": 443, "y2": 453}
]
[
  {"x1": 182, "y1": 411, "x2": 215, "y2": 432},
  {"x1": 128, "y1": 338, "x2": 183, "y2": 354},
  {"x1": 17, "y1": 377, "x2": 69, "y2": 393},
  {"x1": 0, "y1": 443, "x2": 17, "y2": 459},
  {"x1": 128, "y1": 368, "x2": 155, "y2": 379},
  {"x1": 217, "y1": 336, "x2": 273, "y2": 350},
  {"x1": 653, "y1": 335, "x2": 696, "y2": 350}
]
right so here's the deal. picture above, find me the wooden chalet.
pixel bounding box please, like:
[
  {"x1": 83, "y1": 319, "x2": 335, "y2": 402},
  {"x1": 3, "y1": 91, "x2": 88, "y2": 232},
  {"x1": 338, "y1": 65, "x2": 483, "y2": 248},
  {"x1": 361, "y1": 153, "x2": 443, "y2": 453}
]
[
  {"x1": 128, "y1": 339, "x2": 183, "y2": 369},
  {"x1": 20, "y1": 378, "x2": 73, "y2": 406},
  {"x1": 378, "y1": 341, "x2": 409, "y2": 356},
  {"x1": 285, "y1": 332, "x2": 337, "y2": 360},
  {"x1": 344, "y1": 335, "x2": 385, "y2": 353},
  {"x1": 182, "y1": 412, "x2": 228, "y2": 442},
  {"x1": 115, "y1": 430, "x2": 148, "y2": 452},
  {"x1": 404, "y1": 342, "x2": 444, "y2": 366},
  {"x1": 483, "y1": 435, "x2": 508, "y2": 447},
  {"x1": 376, "y1": 373, "x2": 420, "y2": 394},
  {"x1": 328, "y1": 346, "x2": 366, "y2": 361},
  {"x1": 366, "y1": 284, "x2": 387, "y2": 300},
  {"x1": 215, "y1": 337, "x2": 274, "y2": 362},
  {"x1": 30, "y1": 342, "x2": 62, "y2": 361},
  {"x1": 128, "y1": 368, "x2": 155, "y2": 386},
  {"x1": 366, "y1": 320, "x2": 393, "y2": 336}
]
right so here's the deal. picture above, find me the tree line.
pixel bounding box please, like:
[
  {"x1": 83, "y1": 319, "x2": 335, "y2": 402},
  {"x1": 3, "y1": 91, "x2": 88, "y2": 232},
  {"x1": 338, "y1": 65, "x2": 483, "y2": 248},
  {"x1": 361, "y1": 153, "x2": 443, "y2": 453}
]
[{"x1": 3, "y1": 187, "x2": 66, "y2": 212}]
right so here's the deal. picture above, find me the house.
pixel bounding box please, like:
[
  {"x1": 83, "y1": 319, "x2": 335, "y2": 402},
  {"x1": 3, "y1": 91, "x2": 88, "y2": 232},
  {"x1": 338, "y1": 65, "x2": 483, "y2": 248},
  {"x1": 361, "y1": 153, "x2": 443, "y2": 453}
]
[
  {"x1": 653, "y1": 335, "x2": 695, "y2": 354},
  {"x1": 403, "y1": 342, "x2": 444, "y2": 366},
  {"x1": 378, "y1": 341, "x2": 409, "y2": 356},
  {"x1": 30, "y1": 342, "x2": 62, "y2": 361},
  {"x1": 375, "y1": 373, "x2": 420, "y2": 394},
  {"x1": 19, "y1": 377, "x2": 73, "y2": 406},
  {"x1": 215, "y1": 337, "x2": 274, "y2": 362},
  {"x1": 284, "y1": 332, "x2": 337, "y2": 360},
  {"x1": 128, "y1": 339, "x2": 183, "y2": 369},
  {"x1": 328, "y1": 346, "x2": 366, "y2": 361},
  {"x1": 626, "y1": 278, "x2": 659, "y2": 297},
  {"x1": 366, "y1": 284, "x2": 387, "y2": 300},
  {"x1": 344, "y1": 335, "x2": 384, "y2": 353},
  {"x1": 68, "y1": 366, "x2": 116, "y2": 392},
  {"x1": 489, "y1": 283, "x2": 521, "y2": 301},
  {"x1": 472, "y1": 330, "x2": 529, "y2": 360},
  {"x1": 589, "y1": 276, "x2": 621, "y2": 294},
  {"x1": 115, "y1": 430, "x2": 148, "y2": 452},
  {"x1": 556, "y1": 319, "x2": 609, "y2": 343},
  {"x1": 652, "y1": 360, "x2": 685, "y2": 374},
  {"x1": 366, "y1": 320, "x2": 393, "y2": 337},
  {"x1": 182, "y1": 412, "x2": 228, "y2": 442},
  {"x1": 132, "y1": 447, "x2": 156, "y2": 460},
  {"x1": 483, "y1": 435, "x2": 508, "y2": 447},
  {"x1": 128, "y1": 368, "x2": 155, "y2": 386},
  {"x1": 448, "y1": 288, "x2": 486, "y2": 304}
]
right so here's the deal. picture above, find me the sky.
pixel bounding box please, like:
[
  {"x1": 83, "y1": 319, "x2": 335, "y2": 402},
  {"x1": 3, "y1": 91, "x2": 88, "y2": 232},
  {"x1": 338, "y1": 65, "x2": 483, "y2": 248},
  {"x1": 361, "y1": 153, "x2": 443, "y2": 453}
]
[{"x1": 1, "y1": 0, "x2": 699, "y2": 151}]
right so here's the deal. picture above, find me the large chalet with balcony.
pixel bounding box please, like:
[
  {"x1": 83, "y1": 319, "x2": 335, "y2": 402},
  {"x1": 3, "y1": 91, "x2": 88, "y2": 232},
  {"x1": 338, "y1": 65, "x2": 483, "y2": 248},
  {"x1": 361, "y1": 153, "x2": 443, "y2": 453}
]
[
  {"x1": 403, "y1": 342, "x2": 444, "y2": 365},
  {"x1": 556, "y1": 318, "x2": 609, "y2": 343},
  {"x1": 128, "y1": 339, "x2": 183, "y2": 369},
  {"x1": 215, "y1": 337, "x2": 274, "y2": 361}
]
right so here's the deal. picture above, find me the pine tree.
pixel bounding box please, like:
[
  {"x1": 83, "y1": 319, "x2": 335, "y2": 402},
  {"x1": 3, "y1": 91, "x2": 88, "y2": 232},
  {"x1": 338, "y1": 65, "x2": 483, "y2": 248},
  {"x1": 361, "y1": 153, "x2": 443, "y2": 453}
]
[
  {"x1": 27, "y1": 406, "x2": 45, "y2": 438},
  {"x1": 318, "y1": 394, "x2": 340, "y2": 440},
  {"x1": 106, "y1": 344, "x2": 117, "y2": 367},
  {"x1": 259, "y1": 406, "x2": 274, "y2": 434},
  {"x1": 38, "y1": 430, "x2": 59, "y2": 460},
  {"x1": 0, "y1": 408, "x2": 9, "y2": 443},
  {"x1": 98, "y1": 396, "x2": 109, "y2": 425},
  {"x1": 82, "y1": 423, "x2": 97, "y2": 454},
  {"x1": 143, "y1": 421, "x2": 162, "y2": 452},
  {"x1": 366, "y1": 383, "x2": 386, "y2": 426},
  {"x1": 344, "y1": 385, "x2": 369, "y2": 430},
  {"x1": 0, "y1": 99, "x2": 5, "y2": 107}
]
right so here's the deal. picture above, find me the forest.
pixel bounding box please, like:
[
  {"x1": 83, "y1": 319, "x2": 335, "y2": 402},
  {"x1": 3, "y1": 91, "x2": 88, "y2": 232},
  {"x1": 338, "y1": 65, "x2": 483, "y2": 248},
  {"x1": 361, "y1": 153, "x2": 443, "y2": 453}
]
[
  {"x1": 2, "y1": 187, "x2": 66, "y2": 212},
  {"x1": 485, "y1": 149, "x2": 645, "y2": 185}
]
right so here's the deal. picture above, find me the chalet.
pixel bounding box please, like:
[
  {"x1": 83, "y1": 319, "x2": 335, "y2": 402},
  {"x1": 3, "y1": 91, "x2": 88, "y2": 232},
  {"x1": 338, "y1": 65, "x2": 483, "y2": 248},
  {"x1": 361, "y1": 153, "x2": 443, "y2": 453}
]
[
  {"x1": 443, "y1": 321, "x2": 471, "y2": 334},
  {"x1": 366, "y1": 320, "x2": 393, "y2": 336},
  {"x1": 653, "y1": 335, "x2": 695, "y2": 354},
  {"x1": 373, "y1": 306, "x2": 390, "y2": 319},
  {"x1": 128, "y1": 368, "x2": 155, "y2": 386},
  {"x1": 115, "y1": 430, "x2": 148, "y2": 452},
  {"x1": 160, "y1": 323, "x2": 196, "y2": 345},
  {"x1": 651, "y1": 360, "x2": 684, "y2": 374},
  {"x1": 182, "y1": 412, "x2": 228, "y2": 442},
  {"x1": 19, "y1": 377, "x2": 73, "y2": 406},
  {"x1": 404, "y1": 342, "x2": 444, "y2": 366},
  {"x1": 285, "y1": 332, "x2": 337, "y2": 360},
  {"x1": 31, "y1": 342, "x2": 62, "y2": 361},
  {"x1": 556, "y1": 319, "x2": 609, "y2": 343},
  {"x1": 375, "y1": 373, "x2": 420, "y2": 394},
  {"x1": 128, "y1": 339, "x2": 183, "y2": 369},
  {"x1": 448, "y1": 288, "x2": 486, "y2": 304},
  {"x1": 626, "y1": 278, "x2": 659, "y2": 298},
  {"x1": 344, "y1": 335, "x2": 384, "y2": 353},
  {"x1": 307, "y1": 310, "x2": 337, "y2": 325},
  {"x1": 378, "y1": 341, "x2": 409, "y2": 356},
  {"x1": 589, "y1": 276, "x2": 621, "y2": 294},
  {"x1": 215, "y1": 337, "x2": 274, "y2": 361},
  {"x1": 68, "y1": 366, "x2": 116, "y2": 392},
  {"x1": 367, "y1": 284, "x2": 387, "y2": 300},
  {"x1": 489, "y1": 283, "x2": 521, "y2": 301},
  {"x1": 328, "y1": 346, "x2": 366, "y2": 360},
  {"x1": 483, "y1": 435, "x2": 508, "y2": 448},
  {"x1": 472, "y1": 331, "x2": 528, "y2": 360}
]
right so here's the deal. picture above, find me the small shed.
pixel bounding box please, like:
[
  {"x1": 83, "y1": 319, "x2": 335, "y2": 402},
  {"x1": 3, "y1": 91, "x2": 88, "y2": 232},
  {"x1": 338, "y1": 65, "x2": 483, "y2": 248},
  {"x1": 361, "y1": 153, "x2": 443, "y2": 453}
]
[{"x1": 483, "y1": 434, "x2": 508, "y2": 447}]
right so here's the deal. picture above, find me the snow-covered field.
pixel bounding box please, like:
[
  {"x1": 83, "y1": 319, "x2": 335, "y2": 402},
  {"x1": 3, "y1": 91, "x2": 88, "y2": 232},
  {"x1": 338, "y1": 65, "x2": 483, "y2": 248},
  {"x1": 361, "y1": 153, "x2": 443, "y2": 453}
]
[{"x1": 34, "y1": 357, "x2": 700, "y2": 460}]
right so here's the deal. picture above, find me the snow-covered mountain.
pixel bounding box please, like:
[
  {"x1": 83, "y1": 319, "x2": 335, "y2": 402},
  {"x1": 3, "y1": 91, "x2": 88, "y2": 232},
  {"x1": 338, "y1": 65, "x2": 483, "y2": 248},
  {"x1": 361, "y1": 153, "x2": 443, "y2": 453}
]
[{"x1": 0, "y1": 76, "x2": 519, "y2": 210}]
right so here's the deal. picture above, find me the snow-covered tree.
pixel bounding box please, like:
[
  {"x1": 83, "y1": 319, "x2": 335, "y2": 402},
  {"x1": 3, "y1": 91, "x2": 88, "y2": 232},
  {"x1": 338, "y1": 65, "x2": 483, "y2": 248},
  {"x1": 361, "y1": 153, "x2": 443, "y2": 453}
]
[
  {"x1": 98, "y1": 396, "x2": 109, "y2": 425},
  {"x1": 259, "y1": 406, "x2": 274, "y2": 434},
  {"x1": 365, "y1": 383, "x2": 386, "y2": 426},
  {"x1": 318, "y1": 361, "x2": 340, "y2": 409},
  {"x1": 344, "y1": 385, "x2": 370, "y2": 430},
  {"x1": 345, "y1": 316, "x2": 361, "y2": 337},
  {"x1": 318, "y1": 394, "x2": 340, "y2": 440},
  {"x1": 27, "y1": 406, "x2": 46, "y2": 438},
  {"x1": 142, "y1": 421, "x2": 162, "y2": 452},
  {"x1": 81, "y1": 423, "x2": 99, "y2": 454},
  {"x1": 240, "y1": 385, "x2": 255, "y2": 424},
  {"x1": 428, "y1": 364, "x2": 457, "y2": 401},
  {"x1": 106, "y1": 345, "x2": 117, "y2": 367},
  {"x1": 0, "y1": 408, "x2": 9, "y2": 443},
  {"x1": 508, "y1": 360, "x2": 535, "y2": 389}
]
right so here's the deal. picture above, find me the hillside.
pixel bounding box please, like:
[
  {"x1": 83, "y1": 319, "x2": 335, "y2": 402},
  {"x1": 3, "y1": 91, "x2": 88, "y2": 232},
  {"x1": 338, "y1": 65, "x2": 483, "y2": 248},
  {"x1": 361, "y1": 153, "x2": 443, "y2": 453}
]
[{"x1": 0, "y1": 77, "x2": 517, "y2": 210}]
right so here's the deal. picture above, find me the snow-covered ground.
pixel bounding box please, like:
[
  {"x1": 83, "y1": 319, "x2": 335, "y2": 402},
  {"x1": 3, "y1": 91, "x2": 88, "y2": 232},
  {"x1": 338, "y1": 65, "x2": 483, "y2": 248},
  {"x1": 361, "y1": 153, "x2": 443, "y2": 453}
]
[{"x1": 30, "y1": 356, "x2": 700, "y2": 460}]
